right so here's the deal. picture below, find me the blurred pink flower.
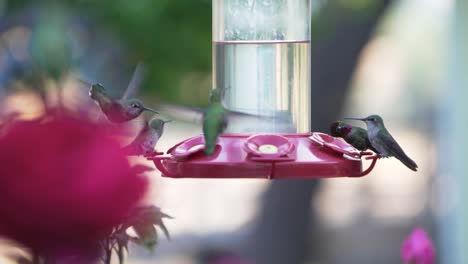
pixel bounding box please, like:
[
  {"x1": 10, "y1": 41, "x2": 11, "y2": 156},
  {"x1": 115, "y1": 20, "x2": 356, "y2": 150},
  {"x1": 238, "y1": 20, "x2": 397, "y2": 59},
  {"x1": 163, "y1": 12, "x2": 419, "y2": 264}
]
[
  {"x1": 401, "y1": 227, "x2": 436, "y2": 264},
  {"x1": 0, "y1": 114, "x2": 149, "y2": 254}
]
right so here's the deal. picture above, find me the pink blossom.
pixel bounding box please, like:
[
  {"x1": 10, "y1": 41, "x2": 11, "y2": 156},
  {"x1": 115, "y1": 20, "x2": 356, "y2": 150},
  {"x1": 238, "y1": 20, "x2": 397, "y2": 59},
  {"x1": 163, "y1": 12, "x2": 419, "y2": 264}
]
[
  {"x1": 0, "y1": 113, "x2": 149, "y2": 255},
  {"x1": 401, "y1": 227, "x2": 436, "y2": 264}
]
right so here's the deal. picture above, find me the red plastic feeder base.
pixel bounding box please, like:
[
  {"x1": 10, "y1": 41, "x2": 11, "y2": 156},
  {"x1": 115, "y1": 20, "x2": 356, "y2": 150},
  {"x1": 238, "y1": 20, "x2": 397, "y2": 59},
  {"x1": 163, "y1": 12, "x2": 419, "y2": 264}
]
[{"x1": 147, "y1": 133, "x2": 378, "y2": 179}]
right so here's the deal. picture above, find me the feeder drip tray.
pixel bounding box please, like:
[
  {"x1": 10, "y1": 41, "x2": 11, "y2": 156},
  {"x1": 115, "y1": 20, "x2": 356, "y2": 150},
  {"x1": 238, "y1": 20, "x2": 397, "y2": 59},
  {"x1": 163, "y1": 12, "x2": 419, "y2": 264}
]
[{"x1": 148, "y1": 133, "x2": 378, "y2": 179}]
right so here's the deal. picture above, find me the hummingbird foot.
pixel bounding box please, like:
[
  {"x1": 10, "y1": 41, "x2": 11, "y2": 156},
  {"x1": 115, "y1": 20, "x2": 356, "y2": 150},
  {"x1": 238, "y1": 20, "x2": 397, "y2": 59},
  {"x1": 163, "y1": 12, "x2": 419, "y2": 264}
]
[
  {"x1": 359, "y1": 151, "x2": 374, "y2": 158},
  {"x1": 364, "y1": 153, "x2": 380, "y2": 160}
]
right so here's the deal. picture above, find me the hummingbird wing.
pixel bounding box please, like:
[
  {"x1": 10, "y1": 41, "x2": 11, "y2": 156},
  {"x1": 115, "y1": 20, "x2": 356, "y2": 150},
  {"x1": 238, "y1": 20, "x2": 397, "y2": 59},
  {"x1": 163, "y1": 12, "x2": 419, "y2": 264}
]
[
  {"x1": 103, "y1": 100, "x2": 134, "y2": 122},
  {"x1": 155, "y1": 103, "x2": 268, "y2": 125},
  {"x1": 156, "y1": 104, "x2": 205, "y2": 124},
  {"x1": 121, "y1": 62, "x2": 146, "y2": 100},
  {"x1": 346, "y1": 127, "x2": 371, "y2": 151},
  {"x1": 353, "y1": 127, "x2": 379, "y2": 153},
  {"x1": 378, "y1": 130, "x2": 418, "y2": 171}
]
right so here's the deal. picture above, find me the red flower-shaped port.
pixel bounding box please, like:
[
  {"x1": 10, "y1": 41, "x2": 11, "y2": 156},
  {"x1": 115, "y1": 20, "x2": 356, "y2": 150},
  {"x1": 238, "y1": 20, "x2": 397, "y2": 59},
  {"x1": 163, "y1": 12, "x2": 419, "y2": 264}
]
[
  {"x1": 0, "y1": 113, "x2": 149, "y2": 255},
  {"x1": 243, "y1": 134, "x2": 294, "y2": 158}
]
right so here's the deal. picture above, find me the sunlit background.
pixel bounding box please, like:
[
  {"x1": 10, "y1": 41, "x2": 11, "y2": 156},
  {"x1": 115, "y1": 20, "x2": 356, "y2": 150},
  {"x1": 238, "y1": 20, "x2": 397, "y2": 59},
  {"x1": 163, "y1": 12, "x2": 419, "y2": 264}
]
[{"x1": 0, "y1": 0, "x2": 464, "y2": 263}]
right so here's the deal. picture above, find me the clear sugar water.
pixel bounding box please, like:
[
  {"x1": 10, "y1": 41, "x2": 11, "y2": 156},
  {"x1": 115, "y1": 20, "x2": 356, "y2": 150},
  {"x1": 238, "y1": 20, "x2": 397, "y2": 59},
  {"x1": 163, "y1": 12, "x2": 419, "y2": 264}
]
[{"x1": 213, "y1": 0, "x2": 311, "y2": 133}]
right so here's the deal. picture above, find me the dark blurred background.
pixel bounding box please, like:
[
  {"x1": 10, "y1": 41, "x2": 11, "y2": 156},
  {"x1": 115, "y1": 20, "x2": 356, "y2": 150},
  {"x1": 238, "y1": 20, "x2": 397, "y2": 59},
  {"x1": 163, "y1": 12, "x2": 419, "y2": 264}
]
[{"x1": 0, "y1": 0, "x2": 460, "y2": 263}]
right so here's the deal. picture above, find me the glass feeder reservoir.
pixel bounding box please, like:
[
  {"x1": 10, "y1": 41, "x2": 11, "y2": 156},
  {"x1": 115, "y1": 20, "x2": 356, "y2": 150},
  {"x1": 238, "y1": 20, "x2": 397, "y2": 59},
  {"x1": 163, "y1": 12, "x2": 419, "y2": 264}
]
[{"x1": 213, "y1": 0, "x2": 311, "y2": 133}]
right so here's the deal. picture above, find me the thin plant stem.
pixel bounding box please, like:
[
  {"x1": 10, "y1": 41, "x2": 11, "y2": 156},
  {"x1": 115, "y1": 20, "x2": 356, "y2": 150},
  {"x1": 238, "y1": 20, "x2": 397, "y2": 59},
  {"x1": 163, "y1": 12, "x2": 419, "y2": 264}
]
[
  {"x1": 31, "y1": 251, "x2": 40, "y2": 264},
  {"x1": 104, "y1": 239, "x2": 112, "y2": 264}
]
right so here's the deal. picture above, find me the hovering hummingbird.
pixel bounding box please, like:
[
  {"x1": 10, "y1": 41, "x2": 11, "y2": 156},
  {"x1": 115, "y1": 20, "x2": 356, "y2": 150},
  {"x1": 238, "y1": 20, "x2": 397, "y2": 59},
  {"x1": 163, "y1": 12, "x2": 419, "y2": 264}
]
[
  {"x1": 203, "y1": 88, "x2": 227, "y2": 156},
  {"x1": 329, "y1": 121, "x2": 377, "y2": 153},
  {"x1": 122, "y1": 118, "x2": 171, "y2": 156},
  {"x1": 89, "y1": 83, "x2": 159, "y2": 123},
  {"x1": 345, "y1": 115, "x2": 418, "y2": 171}
]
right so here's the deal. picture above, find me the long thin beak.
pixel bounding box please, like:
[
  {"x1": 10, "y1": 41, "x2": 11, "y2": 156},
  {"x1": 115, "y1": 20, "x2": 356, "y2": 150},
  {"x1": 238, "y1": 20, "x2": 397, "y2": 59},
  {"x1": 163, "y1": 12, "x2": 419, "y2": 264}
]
[
  {"x1": 344, "y1": 117, "x2": 366, "y2": 121},
  {"x1": 78, "y1": 78, "x2": 92, "y2": 86},
  {"x1": 142, "y1": 106, "x2": 159, "y2": 114},
  {"x1": 163, "y1": 120, "x2": 173, "y2": 124}
]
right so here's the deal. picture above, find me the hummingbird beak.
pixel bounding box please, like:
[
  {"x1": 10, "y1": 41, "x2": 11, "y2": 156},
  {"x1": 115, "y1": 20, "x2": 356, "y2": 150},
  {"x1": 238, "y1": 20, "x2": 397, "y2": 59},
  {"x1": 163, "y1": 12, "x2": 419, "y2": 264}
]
[
  {"x1": 163, "y1": 120, "x2": 173, "y2": 124},
  {"x1": 344, "y1": 117, "x2": 366, "y2": 121},
  {"x1": 142, "y1": 106, "x2": 159, "y2": 114}
]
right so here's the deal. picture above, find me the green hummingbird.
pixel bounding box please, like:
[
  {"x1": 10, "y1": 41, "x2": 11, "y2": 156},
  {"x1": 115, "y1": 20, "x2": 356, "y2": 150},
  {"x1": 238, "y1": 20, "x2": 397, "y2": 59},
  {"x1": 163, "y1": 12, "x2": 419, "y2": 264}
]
[
  {"x1": 345, "y1": 115, "x2": 418, "y2": 171},
  {"x1": 89, "y1": 83, "x2": 159, "y2": 123},
  {"x1": 202, "y1": 88, "x2": 227, "y2": 156},
  {"x1": 330, "y1": 121, "x2": 378, "y2": 153},
  {"x1": 122, "y1": 118, "x2": 171, "y2": 156}
]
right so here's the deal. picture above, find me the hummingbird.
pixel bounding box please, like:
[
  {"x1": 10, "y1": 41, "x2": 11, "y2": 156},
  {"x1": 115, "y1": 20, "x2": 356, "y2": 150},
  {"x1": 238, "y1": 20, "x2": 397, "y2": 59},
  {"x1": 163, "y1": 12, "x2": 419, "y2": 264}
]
[
  {"x1": 203, "y1": 88, "x2": 227, "y2": 156},
  {"x1": 122, "y1": 118, "x2": 171, "y2": 156},
  {"x1": 89, "y1": 83, "x2": 159, "y2": 123},
  {"x1": 329, "y1": 121, "x2": 378, "y2": 153},
  {"x1": 345, "y1": 115, "x2": 418, "y2": 171}
]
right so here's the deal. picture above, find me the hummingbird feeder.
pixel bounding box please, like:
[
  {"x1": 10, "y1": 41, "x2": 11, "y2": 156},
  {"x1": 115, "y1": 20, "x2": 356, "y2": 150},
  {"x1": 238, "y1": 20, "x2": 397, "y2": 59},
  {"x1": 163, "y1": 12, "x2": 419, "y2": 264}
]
[{"x1": 149, "y1": 0, "x2": 378, "y2": 179}]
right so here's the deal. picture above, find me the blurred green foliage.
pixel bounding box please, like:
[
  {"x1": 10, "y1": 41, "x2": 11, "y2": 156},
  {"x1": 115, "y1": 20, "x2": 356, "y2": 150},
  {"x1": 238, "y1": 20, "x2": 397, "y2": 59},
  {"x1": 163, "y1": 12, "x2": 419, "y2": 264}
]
[
  {"x1": 30, "y1": 4, "x2": 71, "y2": 81},
  {"x1": 2, "y1": 0, "x2": 382, "y2": 106},
  {"x1": 4, "y1": 0, "x2": 212, "y2": 105},
  {"x1": 79, "y1": 0, "x2": 212, "y2": 104}
]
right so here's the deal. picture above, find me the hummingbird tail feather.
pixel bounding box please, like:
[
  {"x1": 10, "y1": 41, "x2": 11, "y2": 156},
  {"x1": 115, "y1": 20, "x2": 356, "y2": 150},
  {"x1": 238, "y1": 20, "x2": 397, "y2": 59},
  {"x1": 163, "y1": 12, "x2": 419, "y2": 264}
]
[
  {"x1": 204, "y1": 143, "x2": 216, "y2": 156},
  {"x1": 399, "y1": 155, "x2": 418, "y2": 171}
]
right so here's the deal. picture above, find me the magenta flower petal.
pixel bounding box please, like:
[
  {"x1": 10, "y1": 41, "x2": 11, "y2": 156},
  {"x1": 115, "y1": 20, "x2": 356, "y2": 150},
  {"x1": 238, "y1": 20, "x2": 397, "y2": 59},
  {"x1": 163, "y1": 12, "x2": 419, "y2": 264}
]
[
  {"x1": 0, "y1": 114, "x2": 149, "y2": 254},
  {"x1": 401, "y1": 227, "x2": 436, "y2": 264}
]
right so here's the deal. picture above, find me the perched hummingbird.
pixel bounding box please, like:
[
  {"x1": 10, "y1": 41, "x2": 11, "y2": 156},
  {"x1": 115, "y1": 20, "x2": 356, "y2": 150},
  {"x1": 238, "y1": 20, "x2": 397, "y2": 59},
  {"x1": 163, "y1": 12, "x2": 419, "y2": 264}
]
[
  {"x1": 203, "y1": 88, "x2": 227, "y2": 156},
  {"x1": 329, "y1": 121, "x2": 377, "y2": 153},
  {"x1": 345, "y1": 115, "x2": 418, "y2": 171},
  {"x1": 122, "y1": 118, "x2": 171, "y2": 156},
  {"x1": 89, "y1": 83, "x2": 159, "y2": 123}
]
